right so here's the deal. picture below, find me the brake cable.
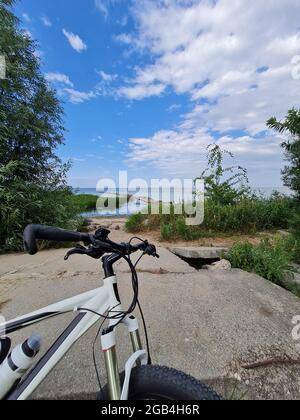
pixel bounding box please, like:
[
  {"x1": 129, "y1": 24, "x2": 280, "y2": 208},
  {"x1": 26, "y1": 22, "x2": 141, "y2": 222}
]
[{"x1": 78, "y1": 237, "x2": 152, "y2": 322}]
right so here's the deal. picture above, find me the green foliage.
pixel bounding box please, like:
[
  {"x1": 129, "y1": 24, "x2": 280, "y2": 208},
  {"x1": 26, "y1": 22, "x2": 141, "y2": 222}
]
[
  {"x1": 281, "y1": 234, "x2": 300, "y2": 263},
  {"x1": 71, "y1": 194, "x2": 98, "y2": 212},
  {"x1": 126, "y1": 135, "x2": 294, "y2": 242},
  {"x1": 286, "y1": 284, "x2": 300, "y2": 298},
  {"x1": 196, "y1": 145, "x2": 251, "y2": 205},
  {"x1": 267, "y1": 109, "x2": 300, "y2": 261},
  {"x1": 160, "y1": 223, "x2": 174, "y2": 241},
  {"x1": 127, "y1": 194, "x2": 293, "y2": 241},
  {"x1": 125, "y1": 213, "x2": 146, "y2": 233},
  {"x1": 267, "y1": 109, "x2": 300, "y2": 200},
  {"x1": 0, "y1": 2, "x2": 81, "y2": 252},
  {"x1": 204, "y1": 193, "x2": 292, "y2": 233},
  {"x1": 290, "y1": 210, "x2": 300, "y2": 238},
  {"x1": 160, "y1": 218, "x2": 200, "y2": 241},
  {"x1": 0, "y1": 1, "x2": 66, "y2": 183},
  {"x1": 0, "y1": 162, "x2": 82, "y2": 252},
  {"x1": 228, "y1": 235, "x2": 300, "y2": 297},
  {"x1": 227, "y1": 236, "x2": 294, "y2": 285}
]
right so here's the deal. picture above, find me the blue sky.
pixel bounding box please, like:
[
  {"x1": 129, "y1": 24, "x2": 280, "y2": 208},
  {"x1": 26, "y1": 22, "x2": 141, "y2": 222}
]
[{"x1": 14, "y1": 0, "x2": 300, "y2": 188}]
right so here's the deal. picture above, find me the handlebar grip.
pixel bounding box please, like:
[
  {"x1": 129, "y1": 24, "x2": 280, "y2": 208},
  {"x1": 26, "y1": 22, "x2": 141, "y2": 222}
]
[{"x1": 23, "y1": 225, "x2": 91, "y2": 255}]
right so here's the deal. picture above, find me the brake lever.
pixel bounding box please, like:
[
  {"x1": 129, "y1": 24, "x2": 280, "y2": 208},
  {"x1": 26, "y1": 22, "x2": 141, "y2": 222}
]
[
  {"x1": 64, "y1": 245, "x2": 103, "y2": 261},
  {"x1": 144, "y1": 244, "x2": 160, "y2": 259},
  {"x1": 64, "y1": 245, "x2": 87, "y2": 261}
]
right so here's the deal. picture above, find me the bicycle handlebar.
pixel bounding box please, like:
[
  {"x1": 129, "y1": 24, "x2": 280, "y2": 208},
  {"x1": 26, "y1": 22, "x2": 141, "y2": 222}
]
[
  {"x1": 23, "y1": 224, "x2": 159, "y2": 258},
  {"x1": 24, "y1": 225, "x2": 93, "y2": 255}
]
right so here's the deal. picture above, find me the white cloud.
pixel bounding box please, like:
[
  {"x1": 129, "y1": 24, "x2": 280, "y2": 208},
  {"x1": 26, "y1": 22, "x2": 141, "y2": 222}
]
[
  {"x1": 95, "y1": 0, "x2": 122, "y2": 19},
  {"x1": 62, "y1": 29, "x2": 87, "y2": 53},
  {"x1": 22, "y1": 13, "x2": 31, "y2": 23},
  {"x1": 95, "y1": 0, "x2": 109, "y2": 19},
  {"x1": 119, "y1": 83, "x2": 166, "y2": 100},
  {"x1": 41, "y1": 16, "x2": 52, "y2": 27},
  {"x1": 115, "y1": 33, "x2": 133, "y2": 45},
  {"x1": 45, "y1": 72, "x2": 96, "y2": 104},
  {"x1": 45, "y1": 68, "x2": 117, "y2": 104},
  {"x1": 23, "y1": 29, "x2": 33, "y2": 39},
  {"x1": 46, "y1": 74, "x2": 112, "y2": 104},
  {"x1": 69, "y1": 157, "x2": 86, "y2": 162},
  {"x1": 118, "y1": 15, "x2": 128, "y2": 27},
  {"x1": 45, "y1": 72, "x2": 74, "y2": 87},
  {"x1": 167, "y1": 104, "x2": 182, "y2": 113},
  {"x1": 90, "y1": 136, "x2": 103, "y2": 143},
  {"x1": 98, "y1": 70, "x2": 118, "y2": 82},
  {"x1": 127, "y1": 126, "x2": 283, "y2": 185},
  {"x1": 120, "y1": 0, "x2": 300, "y2": 185},
  {"x1": 64, "y1": 88, "x2": 96, "y2": 104}
]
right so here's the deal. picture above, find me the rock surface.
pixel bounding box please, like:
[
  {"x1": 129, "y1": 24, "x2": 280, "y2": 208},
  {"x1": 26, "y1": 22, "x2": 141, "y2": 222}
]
[
  {"x1": 203, "y1": 259, "x2": 232, "y2": 271},
  {"x1": 169, "y1": 246, "x2": 228, "y2": 260},
  {"x1": 295, "y1": 273, "x2": 300, "y2": 286},
  {"x1": 282, "y1": 271, "x2": 300, "y2": 293},
  {"x1": 292, "y1": 264, "x2": 300, "y2": 274}
]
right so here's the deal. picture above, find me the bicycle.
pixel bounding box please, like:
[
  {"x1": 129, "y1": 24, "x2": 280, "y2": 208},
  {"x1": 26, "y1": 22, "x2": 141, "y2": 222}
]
[{"x1": 0, "y1": 224, "x2": 221, "y2": 400}]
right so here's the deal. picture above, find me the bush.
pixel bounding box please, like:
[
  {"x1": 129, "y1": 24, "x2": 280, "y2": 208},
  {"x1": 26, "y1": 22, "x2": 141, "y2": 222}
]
[
  {"x1": 227, "y1": 237, "x2": 294, "y2": 285},
  {"x1": 160, "y1": 218, "x2": 205, "y2": 241},
  {"x1": 125, "y1": 213, "x2": 146, "y2": 233},
  {"x1": 160, "y1": 223, "x2": 174, "y2": 241},
  {"x1": 71, "y1": 194, "x2": 98, "y2": 212},
  {"x1": 203, "y1": 195, "x2": 292, "y2": 233},
  {"x1": 0, "y1": 162, "x2": 83, "y2": 252},
  {"x1": 126, "y1": 195, "x2": 293, "y2": 241}
]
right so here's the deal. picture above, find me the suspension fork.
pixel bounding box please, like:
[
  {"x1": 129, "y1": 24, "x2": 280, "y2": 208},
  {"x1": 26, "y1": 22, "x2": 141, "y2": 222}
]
[
  {"x1": 101, "y1": 275, "x2": 122, "y2": 400},
  {"x1": 101, "y1": 318, "x2": 144, "y2": 400},
  {"x1": 100, "y1": 272, "x2": 145, "y2": 400},
  {"x1": 126, "y1": 316, "x2": 143, "y2": 366},
  {"x1": 101, "y1": 327, "x2": 121, "y2": 400}
]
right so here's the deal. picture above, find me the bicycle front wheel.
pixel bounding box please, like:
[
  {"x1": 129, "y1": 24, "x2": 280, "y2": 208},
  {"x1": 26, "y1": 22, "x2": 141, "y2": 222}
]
[{"x1": 99, "y1": 365, "x2": 222, "y2": 400}]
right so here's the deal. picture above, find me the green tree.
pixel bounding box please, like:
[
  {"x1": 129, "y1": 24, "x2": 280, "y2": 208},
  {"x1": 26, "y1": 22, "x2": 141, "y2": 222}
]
[
  {"x1": 0, "y1": 1, "x2": 78, "y2": 251},
  {"x1": 0, "y1": 0, "x2": 66, "y2": 183},
  {"x1": 196, "y1": 144, "x2": 250, "y2": 205},
  {"x1": 267, "y1": 109, "x2": 300, "y2": 260},
  {"x1": 267, "y1": 109, "x2": 300, "y2": 200}
]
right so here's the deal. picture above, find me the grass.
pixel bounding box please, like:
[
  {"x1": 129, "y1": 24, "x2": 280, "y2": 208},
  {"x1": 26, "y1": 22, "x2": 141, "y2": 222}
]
[
  {"x1": 126, "y1": 196, "x2": 294, "y2": 241},
  {"x1": 72, "y1": 194, "x2": 134, "y2": 214},
  {"x1": 71, "y1": 194, "x2": 98, "y2": 212},
  {"x1": 125, "y1": 195, "x2": 300, "y2": 298},
  {"x1": 125, "y1": 212, "x2": 147, "y2": 233},
  {"x1": 227, "y1": 236, "x2": 300, "y2": 296},
  {"x1": 227, "y1": 237, "x2": 291, "y2": 284}
]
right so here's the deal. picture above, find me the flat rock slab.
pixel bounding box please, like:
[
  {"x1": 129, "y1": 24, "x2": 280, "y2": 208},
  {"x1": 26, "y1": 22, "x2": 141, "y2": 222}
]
[
  {"x1": 0, "y1": 248, "x2": 300, "y2": 400},
  {"x1": 169, "y1": 246, "x2": 228, "y2": 260},
  {"x1": 293, "y1": 273, "x2": 300, "y2": 287},
  {"x1": 115, "y1": 247, "x2": 196, "y2": 274},
  {"x1": 292, "y1": 264, "x2": 300, "y2": 274}
]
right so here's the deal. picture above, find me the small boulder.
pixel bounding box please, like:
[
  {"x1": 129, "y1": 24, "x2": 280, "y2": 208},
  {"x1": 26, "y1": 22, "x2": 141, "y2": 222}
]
[
  {"x1": 203, "y1": 259, "x2": 232, "y2": 271},
  {"x1": 282, "y1": 271, "x2": 300, "y2": 292},
  {"x1": 291, "y1": 263, "x2": 300, "y2": 274},
  {"x1": 170, "y1": 246, "x2": 228, "y2": 260}
]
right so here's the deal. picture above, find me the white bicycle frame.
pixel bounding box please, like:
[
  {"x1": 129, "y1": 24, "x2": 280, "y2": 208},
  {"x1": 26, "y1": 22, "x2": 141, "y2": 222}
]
[{"x1": 0, "y1": 275, "x2": 148, "y2": 401}]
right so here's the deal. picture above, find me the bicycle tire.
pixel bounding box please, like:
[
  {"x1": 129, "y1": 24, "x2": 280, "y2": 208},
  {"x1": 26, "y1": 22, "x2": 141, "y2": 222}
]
[{"x1": 98, "y1": 365, "x2": 222, "y2": 400}]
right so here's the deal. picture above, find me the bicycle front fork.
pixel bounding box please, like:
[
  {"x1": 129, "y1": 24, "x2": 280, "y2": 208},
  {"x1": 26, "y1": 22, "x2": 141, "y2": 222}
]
[{"x1": 101, "y1": 316, "x2": 143, "y2": 400}]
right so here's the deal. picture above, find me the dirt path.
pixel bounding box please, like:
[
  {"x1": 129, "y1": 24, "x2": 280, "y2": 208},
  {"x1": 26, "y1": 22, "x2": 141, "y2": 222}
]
[{"x1": 87, "y1": 216, "x2": 274, "y2": 248}]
